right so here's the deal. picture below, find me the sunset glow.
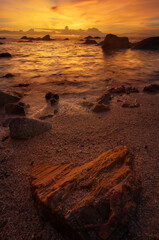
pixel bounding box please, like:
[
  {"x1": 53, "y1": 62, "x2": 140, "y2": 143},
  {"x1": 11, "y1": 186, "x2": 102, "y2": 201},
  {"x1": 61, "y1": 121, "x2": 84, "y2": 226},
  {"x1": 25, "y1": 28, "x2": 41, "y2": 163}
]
[{"x1": 0, "y1": 0, "x2": 159, "y2": 35}]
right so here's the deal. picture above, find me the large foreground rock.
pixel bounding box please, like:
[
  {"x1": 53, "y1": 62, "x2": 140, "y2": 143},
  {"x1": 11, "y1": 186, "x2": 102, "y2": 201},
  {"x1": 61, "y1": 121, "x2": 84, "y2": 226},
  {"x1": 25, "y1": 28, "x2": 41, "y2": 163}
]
[
  {"x1": 31, "y1": 145, "x2": 140, "y2": 240},
  {"x1": 133, "y1": 37, "x2": 159, "y2": 50},
  {"x1": 102, "y1": 34, "x2": 130, "y2": 51},
  {"x1": 0, "y1": 91, "x2": 21, "y2": 107},
  {"x1": 9, "y1": 118, "x2": 52, "y2": 139}
]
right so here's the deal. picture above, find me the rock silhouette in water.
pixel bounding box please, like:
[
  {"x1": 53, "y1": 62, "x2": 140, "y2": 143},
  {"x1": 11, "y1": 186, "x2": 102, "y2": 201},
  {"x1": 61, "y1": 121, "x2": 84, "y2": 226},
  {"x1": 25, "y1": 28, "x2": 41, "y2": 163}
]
[
  {"x1": 0, "y1": 53, "x2": 12, "y2": 58},
  {"x1": 9, "y1": 118, "x2": 52, "y2": 139},
  {"x1": 31, "y1": 145, "x2": 140, "y2": 240},
  {"x1": 102, "y1": 34, "x2": 130, "y2": 51},
  {"x1": 83, "y1": 39, "x2": 97, "y2": 44},
  {"x1": 133, "y1": 37, "x2": 159, "y2": 50}
]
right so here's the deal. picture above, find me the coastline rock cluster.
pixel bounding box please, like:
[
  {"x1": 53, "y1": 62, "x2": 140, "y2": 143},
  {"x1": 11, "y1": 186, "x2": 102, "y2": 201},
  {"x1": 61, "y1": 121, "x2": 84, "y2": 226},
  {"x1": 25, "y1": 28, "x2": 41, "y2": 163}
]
[
  {"x1": 31, "y1": 145, "x2": 140, "y2": 240},
  {"x1": 21, "y1": 34, "x2": 55, "y2": 41},
  {"x1": 102, "y1": 34, "x2": 130, "y2": 51}
]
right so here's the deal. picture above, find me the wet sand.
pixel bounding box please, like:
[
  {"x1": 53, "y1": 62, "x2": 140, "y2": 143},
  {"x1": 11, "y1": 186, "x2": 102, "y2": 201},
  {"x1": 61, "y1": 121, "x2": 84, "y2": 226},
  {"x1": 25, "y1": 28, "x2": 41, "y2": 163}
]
[{"x1": 0, "y1": 89, "x2": 159, "y2": 240}]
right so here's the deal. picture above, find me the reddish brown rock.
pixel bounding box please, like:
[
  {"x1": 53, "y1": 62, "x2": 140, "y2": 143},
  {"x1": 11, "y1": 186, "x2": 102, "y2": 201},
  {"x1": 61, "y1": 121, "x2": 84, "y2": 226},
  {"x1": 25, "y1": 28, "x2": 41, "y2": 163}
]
[
  {"x1": 30, "y1": 146, "x2": 140, "y2": 240},
  {"x1": 108, "y1": 86, "x2": 139, "y2": 95},
  {"x1": 91, "y1": 103, "x2": 110, "y2": 113},
  {"x1": 5, "y1": 102, "x2": 25, "y2": 115}
]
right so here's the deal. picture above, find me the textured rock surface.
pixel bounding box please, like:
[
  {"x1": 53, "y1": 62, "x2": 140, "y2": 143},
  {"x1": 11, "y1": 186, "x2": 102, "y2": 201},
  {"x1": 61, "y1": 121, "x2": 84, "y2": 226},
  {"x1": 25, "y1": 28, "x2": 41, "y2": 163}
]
[
  {"x1": 31, "y1": 146, "x2": 140, "y2": 240},
  {"x1": 102, "y1": 34, "x2": 130, "y2": 51},
  {"x1": 0, "y1": 91, "x2": 21, "y2": 107},
  {"x1": 143, "y1": 84, "x2": 159, "y2": 93},
  {"x1": 9, "y1": 118, "x2": 52, "y2": 139}
]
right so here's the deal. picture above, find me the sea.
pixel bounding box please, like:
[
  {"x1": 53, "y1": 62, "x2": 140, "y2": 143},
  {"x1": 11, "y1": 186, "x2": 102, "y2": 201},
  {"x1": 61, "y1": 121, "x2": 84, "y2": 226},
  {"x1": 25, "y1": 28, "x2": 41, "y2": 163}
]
[{"x1": 0, "y1": 37, "x2": 159, "y2": 117}]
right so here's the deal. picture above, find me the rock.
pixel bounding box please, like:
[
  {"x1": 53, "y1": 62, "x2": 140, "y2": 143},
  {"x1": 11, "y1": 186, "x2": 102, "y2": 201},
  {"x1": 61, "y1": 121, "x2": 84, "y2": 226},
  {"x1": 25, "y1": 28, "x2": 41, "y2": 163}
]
[
  {"x1": 83, "y1": 39, "x2": 97, "y2": 45},
  {"x1": 94, "y1": 36, "x2": 101, "y2": 39},
  {"x1": 21, "y1": 36, "x2": 28, "y2": 39},
  {"x1": 92, "y1": 103, "x2": 110, "y2": 113},
  {"x1": 102, "y1": 34, "x2": 130, "y2": 51},
  {"x1": 30, "y1": 145, "x2": 140, "y2": 240},
  {"x1": 81, "y1": 101, "x2": 94, "y2": 109},
  {"x1": 45, "y1": 92, "x2": 59, "y2": 105},
  {"x1": 5, "y1": 102, "x2": 25, "y2": 115},
  {"x1": 39, "y1": 114, "x2": 53, "y2": 120},
  {"x1": 97, "y1": 93, "x2": 112, "y2": 105},
  {"x1": 42, "y1": 35, "x2": 51, "y2": 41},
  {"x1": 9, "y1": 118, "x2": 52, "y2": 139},
  {"x1": 0, "y1": 53, "x2": 12, "y2": 58},
  {"x1": 14, "y1": 83, "x2": 30, "y2": 87},
  {"x1": 108, "y1": 86, "x2": 139, "y2": 94},
  {"x1": 143, "y1": 84, "x2": 159, "y2": 93},
  {"x1": 0, "y1": 37, "x2": 6, "y2": 39},
  {"x1": 0, "y1": 91, "x2": 21, "y2": 107},
  {"x1": 64, "y1": 38, "x2": 69, "y2": 40},
  {"x1": 122, "y1": 102, "x2": 140, "y2": 108},
  {"x1": 84, "y1": 36, "x2": 93, "y2": 39},
  {"x1": 0, "y1": 42, "x2": 4, "y2": 45},
  {"x1": 3, "y1": 73, "x2": 14, "y2": 78},
  {"x1": 133, "y1": 37, "x2": 159, "y2": 50}
]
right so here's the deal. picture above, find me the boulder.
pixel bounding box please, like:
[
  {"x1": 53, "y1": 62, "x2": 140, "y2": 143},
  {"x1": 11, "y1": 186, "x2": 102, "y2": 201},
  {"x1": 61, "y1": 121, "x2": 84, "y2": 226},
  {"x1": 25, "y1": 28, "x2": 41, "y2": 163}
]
[
  {"x1": 0, "y1": 53, "x2": 12, "y2": 58},
  {"x1": 92, "y1": 103, "x2": 110, "y2": 113},
  {"x1": 42, "y1": 35, "x2": 51, "y2": 41},
  {"x1": 64, "y1": 38, "x2": 69, "y2": 40},
  {"x1": 0, "y1": 91, "x2": 21, "y2": 107},
  {"x1": 102, "y1": 34, "x2": 130, "y2": 51},
  {"x1": 5, "y1": 102, "x2": 25, "y2": 115},
  {"x1": 83, "y1": 39, "x2": 97, "y2": 45},
  {"x1": 9, "y1": 118, "x2": 52, "y2": 139},
  {"x1": 143, "y1": 84, "x2": 159, "y2": 93},
  {"x1": 0, "y1": 42, "x2": 4, "y2": 45},
  {"x1": 133, "y1": 37, "x2": 159, "y2": 50},
  {"x1": 30, "y1": 145, "x2": 140, "y2": 240},
  {"x1": 3, "y1": 73, "x2": 14, "y2": 78}
]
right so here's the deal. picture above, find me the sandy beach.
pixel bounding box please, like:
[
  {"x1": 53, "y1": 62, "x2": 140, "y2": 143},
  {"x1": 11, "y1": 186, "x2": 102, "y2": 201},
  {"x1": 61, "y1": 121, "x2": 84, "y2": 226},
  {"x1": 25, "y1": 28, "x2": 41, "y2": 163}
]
[{"x1": 0, "y1": 86, "x2": 159, "y2": 240}]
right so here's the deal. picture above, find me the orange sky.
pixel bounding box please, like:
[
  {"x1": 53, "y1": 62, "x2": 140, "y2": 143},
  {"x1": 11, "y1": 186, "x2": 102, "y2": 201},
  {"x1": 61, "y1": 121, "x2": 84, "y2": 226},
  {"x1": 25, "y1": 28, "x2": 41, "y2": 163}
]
[{"x1": 0, "y1": 0, "x2": 159, "y2": 35}]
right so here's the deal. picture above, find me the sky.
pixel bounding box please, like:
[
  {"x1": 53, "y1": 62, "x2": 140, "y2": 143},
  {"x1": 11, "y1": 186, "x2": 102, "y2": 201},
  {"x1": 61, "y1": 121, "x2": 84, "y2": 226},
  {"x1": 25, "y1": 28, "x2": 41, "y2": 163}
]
[{"x1": 0, "y1": 0, "x2": 159, "y2": 35}]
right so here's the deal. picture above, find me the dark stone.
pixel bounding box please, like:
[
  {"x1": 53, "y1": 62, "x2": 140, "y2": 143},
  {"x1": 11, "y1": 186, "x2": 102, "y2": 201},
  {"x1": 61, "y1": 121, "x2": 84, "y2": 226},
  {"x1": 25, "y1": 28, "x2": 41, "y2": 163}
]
[
  {"x1": 133, "y1": 37, "x2": 159, "y2": 50},
  {"x1": 122, "y1": 102, "x2": 140, "y2": 108},
  {"x1": 143, "y1": 84, "x2": 159, "y2": 93},
  {"x1": 64, "y1": 38, "x2": 69, "y2": 40},
  {"x1": 42, "y1": 35, "x2": 51, "y2": 41},
  {"x1": 83, "y1": 39, "x2": 97, "y2": 45},
  {"x1": 39, "y1": 114, "x2": 54, "y2": 120},
  {"x1": 0, "y1": 42, "x2": 4, "y2": 45},
  {"x1": 84, "y1": 36, "x2": 93, "y2": 39},
  {"x1": 3, "y1": 73, "x2": 14, "y2": 78},
  {"x1": 0, "y1": 37, "x2": 6, "y2": 39},
  {"x1": 108, "y1": 86, "x2": 139, "y2": 94},
  {"x1": 5, "y1": 102, "x2": 25, "y2": 115},
  {"x1": 14, "y1": 83, "x2": 30, "y2": 87},
  {"x1": 94, "y1": 36, "x2": 101, "y2": 39},
  {"x1": 21, "y1": 36, "x2": 28, "y2": 39},
  {"x1": 0, "y1": 91, "x2": 21, "y2": 107},
  {"x1": 0, "y1": 53, "x2": 12, "y2": 58},
  {"x1": 31, "y1": 146, "x2": 140, "y2": 240},
  {"x1": 92, "y1": 103, "x2": 110, "y2": 113},
  {"x1": 9, "y1": 118, "x2": 52, "y2": 139},
  {"x1": 45, "y1": 92, "x2": 59, "y2": 104},
  {"x1": 102, "y1": 34, "x2": 130, "y2": 51},
  {"x1": 97, "y1": 93, "x2": 112, "y2": 105}
]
